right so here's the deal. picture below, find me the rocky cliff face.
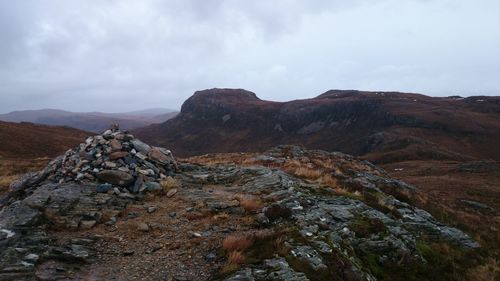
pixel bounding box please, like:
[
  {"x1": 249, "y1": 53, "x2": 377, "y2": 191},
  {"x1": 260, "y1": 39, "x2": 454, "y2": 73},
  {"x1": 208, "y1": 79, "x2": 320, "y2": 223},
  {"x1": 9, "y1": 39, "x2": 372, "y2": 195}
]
[
  {"x1": 134, "y1": 89, "x2": 500, "y2": 163},
  {"x1": 0, "y1": 128, "x2": 479, "y2": 280}
]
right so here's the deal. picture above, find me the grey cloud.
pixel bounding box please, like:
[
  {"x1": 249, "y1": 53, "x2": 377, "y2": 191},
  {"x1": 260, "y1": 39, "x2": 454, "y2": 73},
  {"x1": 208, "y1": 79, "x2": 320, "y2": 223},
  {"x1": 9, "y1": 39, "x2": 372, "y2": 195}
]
[{"x1": 0, "y1": 0, "x2": 499, "y2": 113}]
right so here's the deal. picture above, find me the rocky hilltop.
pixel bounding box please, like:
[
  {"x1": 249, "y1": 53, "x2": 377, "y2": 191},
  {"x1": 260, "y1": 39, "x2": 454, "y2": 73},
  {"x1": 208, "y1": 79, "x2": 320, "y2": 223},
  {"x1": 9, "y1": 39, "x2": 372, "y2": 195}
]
[
  {"x1": 0, "y1": 127, "x2": 480, "y2": 280},
  {"x1": 135, "y1": 88, "x2": 500, "y2": 163}
]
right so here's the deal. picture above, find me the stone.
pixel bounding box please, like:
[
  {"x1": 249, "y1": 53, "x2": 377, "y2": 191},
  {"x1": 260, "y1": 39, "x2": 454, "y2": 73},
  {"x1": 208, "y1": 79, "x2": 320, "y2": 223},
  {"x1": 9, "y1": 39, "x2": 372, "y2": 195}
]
[
  {"x1": 24, "y1": 253, "x2": 39, "y2": 262},
  {"x1": 126, "y1": 212, "x2": 138, "y2": 220},
  {"x1": 109, "y1": 151, "x2": 129, "y2": 160},
  {"x1": 147, "y1": 206, "x2": 157, "y2": 214},
  {"x1": 137, "y1": 222, "x2": 149, "y2": 232},
  {"x1": 205, "y1": 252, "x2": 216, "y2": 262},
  {"x1": 96, "y1": 183, "x2": 112, "y2": 193},
  {"x1": 136, "y1": 152, "x2": 147, "y2": 161},
  {"x1": 264, "y1": 204, "x2": 292, "y2": 221},
  {"x1": 166, "y1": 188, "x2": 178, "y2": 198},
  {"x1": 109, "y1": 139, "x2": 122, "y2": 151},
  {"x1": 144, "y1": 182, "x2": 161, "y2": 192},
  {"x1": 97, "y1": 170, "x2": 134, "y2": 187},
  {"x1": 149, "y1": 223, "x2": 166, "y2": 230},
  {"x1": 118, "y1": 192, "x2": 136, "y2": 200},
  {"x1": 118, "y1": 167, "x2": 130, "y2": 173},
  {"x1": 103, "y1": 161, "x2": 117, "y2": 168},
  {"x1": 130, "y1": 139, "x2": 151, "y2": 155},
  {"x1": 123, "y1": 250, "x2": 135, "y2": 256},
  {"x1": 290, "y1": 246, "x2": 327, "y2": 271},
  {"x1": 461, "y1": 200, "x2": 494, "y2": 211},
  {"x1": 129, "y1": 175, "x2": 143, "y2": 193},
  {"x1": 148, "y1": 147, "x2": 174, "y2": 165},
  {"x1": 79, "y1": 220, "x2": 96, "y2": 229}
]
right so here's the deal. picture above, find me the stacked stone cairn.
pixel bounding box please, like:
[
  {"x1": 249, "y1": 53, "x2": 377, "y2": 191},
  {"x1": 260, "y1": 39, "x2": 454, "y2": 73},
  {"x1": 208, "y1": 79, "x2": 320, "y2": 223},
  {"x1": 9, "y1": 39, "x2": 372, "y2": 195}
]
[{"x1": 45, "y1": 124, "x2": 178, "y2": 194}]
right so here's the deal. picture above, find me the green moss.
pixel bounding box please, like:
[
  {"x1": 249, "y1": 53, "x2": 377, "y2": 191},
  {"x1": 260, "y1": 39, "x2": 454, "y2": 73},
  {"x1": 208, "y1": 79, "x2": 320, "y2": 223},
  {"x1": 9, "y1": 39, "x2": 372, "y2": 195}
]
[
  {"x1": 285, "y1": 254, "x2": 334, "y2": 281},
  {"x1": 356, "y1": 238, "x2": 483, "y2": 281},
  {"x1": 415, "y1": 240, "x2": 440, "y2": 264},
  {"x1": 362, "y1": 253, "x2": 386, "y2": 278},
  {"x1": 349, "y1": 216, "x2": 388, "y2": 238},
  {"x1": 339, "y1": 192, "x2": 363, "y2": 201}
]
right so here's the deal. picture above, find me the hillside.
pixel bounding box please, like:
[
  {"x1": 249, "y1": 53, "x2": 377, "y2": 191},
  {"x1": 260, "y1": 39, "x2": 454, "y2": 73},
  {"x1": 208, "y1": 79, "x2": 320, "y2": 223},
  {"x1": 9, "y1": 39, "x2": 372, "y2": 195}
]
[
  {"x1": 134, "y1": 89, "x2": 500, "y2": 163},
  {"x1": 0, "y1": 129, "x2": 485, "y2": 280},
  {"x1": 0, "y1": 121, "x2": 90, "y2": 159},
  {"x1": 0, "y1": 108, "x2": 178, "y2": 133}
]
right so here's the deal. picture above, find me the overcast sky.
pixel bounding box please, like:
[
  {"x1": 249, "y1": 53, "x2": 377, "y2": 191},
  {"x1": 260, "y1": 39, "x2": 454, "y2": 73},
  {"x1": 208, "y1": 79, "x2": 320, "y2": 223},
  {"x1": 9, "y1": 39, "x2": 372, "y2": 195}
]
[{"x1": 0, "y1": 0, "x2": 499, "y2": 113}]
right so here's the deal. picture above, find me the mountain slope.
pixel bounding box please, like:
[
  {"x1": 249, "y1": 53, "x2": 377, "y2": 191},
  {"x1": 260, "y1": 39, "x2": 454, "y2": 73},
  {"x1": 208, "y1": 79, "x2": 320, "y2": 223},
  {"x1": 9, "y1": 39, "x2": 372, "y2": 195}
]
[
  {"x1": 0, "y1": 129, "x2": 481, "y2": 280},
  {"x1": 0, "y1": 121, "x2": 90, "y2": 158},
  {"x1": 134, "y1": 88, "x2": 500, "y2": 162},
  {"x1": 0, "y1": 108, "x2": 178, "y2": 133}
]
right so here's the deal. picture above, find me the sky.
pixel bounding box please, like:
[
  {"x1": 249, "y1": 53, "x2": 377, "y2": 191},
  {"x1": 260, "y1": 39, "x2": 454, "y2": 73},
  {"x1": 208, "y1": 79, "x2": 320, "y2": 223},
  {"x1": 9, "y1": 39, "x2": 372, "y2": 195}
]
[{"x1": 0, "y1": 0, "x2": 499, "y2": 113}]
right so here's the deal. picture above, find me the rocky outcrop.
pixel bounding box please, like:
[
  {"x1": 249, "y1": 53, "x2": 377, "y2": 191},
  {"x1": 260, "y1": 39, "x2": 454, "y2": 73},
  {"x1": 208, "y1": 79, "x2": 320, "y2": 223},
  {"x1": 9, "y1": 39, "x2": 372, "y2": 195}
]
[
  {"x1": 0, "y1": 129, "x2": 479, "y2": 280},
  {"x1": 134, "y1": 88, "x2": 500, "y2": 162},
  {"x1": 176, "y1": 161, "x2": 478, "y2": 281}
]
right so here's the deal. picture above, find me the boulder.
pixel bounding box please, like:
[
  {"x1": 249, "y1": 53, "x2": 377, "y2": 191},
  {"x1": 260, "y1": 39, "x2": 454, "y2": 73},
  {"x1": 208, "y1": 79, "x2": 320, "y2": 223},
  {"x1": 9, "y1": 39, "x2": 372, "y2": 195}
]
[{"x1": 97, "y1": 170, "x2": 134, "y2": 187}]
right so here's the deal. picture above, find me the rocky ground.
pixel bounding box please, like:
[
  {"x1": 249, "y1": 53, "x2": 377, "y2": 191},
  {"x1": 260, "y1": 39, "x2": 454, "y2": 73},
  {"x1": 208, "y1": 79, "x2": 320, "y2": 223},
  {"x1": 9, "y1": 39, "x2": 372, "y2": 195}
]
[{"x1": 0, "y1": 129, "x2": 487, "y2": 280}]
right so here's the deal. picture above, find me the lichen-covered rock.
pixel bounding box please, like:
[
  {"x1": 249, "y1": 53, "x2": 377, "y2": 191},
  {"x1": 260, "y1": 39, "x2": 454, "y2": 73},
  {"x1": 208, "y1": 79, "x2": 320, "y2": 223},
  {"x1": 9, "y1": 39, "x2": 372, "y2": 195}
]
[{"x1": 225, "y1": 259, "x2": 310, "y2": 281}]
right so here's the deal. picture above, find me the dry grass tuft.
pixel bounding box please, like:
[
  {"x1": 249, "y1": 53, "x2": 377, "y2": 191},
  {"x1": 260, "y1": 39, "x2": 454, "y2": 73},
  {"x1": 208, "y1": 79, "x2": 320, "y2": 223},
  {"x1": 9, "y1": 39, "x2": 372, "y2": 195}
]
[
  {"x1": 160, "y1": 176, "x2": 178, "y2": 191},
  {"x1": 0, "y1": 175, "x2": 18, "y2": 188},
  {"x1": 239, "y1": 197, "x2": 264, "y2": 213},
  {"x1": 212, "y1": 213, "x2": 230, "y2": 220},
  {"x1": 467, "y1": 258, "x2": 498, "y2": 281},
  {"x1": 318, "y1": 174, "x2": 338, "y2": 187},
  {"x1": 222, "y1": 234, "x2": 253, "y2": 252},
  {"x1": 227, "y1": 251, "x2": 246, "y2": 265},
  {"x1": 293, "y1": 166, "x2": 323, "y2": 179}
]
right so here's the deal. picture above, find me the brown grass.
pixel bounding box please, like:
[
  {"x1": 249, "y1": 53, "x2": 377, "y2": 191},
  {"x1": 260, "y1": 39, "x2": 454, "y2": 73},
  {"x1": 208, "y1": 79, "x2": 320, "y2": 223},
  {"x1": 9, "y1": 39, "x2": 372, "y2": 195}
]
[
  {"x1": 160, "y1": 176, "x2": 178, "y2": 191},
  {"x1": 238, "y1": 197, "x2": 264, "y2": 213},
  {"x1": 227, "y1": 251, "x2": 246, "y2": 265},
  {"x1": 0, "y1": 157, "x2": 51, "y2": 195},
  {"x1": 0, "y1": 121, "x2": 89, "y2": 159},
  {"x1": 222, "y1": 234, "x2": 253, "y2": 252},
  {"x1": 293, "y1": 167, "x2": 323, "y2": 179},
  {"x1": 467, "y1": 258, "x2": 499, "y2": 281},
  {"x1": 0, "y1": 175, "x2": 17, "y2": 188}
]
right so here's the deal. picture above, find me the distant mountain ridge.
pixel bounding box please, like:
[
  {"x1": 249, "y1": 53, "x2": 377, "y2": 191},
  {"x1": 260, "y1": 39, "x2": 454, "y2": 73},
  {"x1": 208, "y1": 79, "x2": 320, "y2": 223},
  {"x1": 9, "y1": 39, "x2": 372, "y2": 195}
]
[
  {"x1": 134, "y1": 88, "x2": 500, "y2": 163},
  {"x1": 0, "y1": 108, "x2": 178, "y2": 133}
]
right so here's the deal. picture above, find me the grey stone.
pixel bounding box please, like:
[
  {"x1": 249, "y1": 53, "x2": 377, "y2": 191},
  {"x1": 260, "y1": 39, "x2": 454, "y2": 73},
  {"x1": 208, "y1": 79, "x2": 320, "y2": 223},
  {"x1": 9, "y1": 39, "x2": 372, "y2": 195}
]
[
  {"x1": 144, "y1": 182, "x2": 161, "y2": 192},
  {"x1": 290, "y1": 245, "x2": 327, "y2": 271},
  {"x1": 130, "y1": 139, "x2": 151, "y2": 155},
  {"x1": 166, "y1": 188, "x2": 178, "y2": 198},
  {"x1": 137, "y1": 223, "x2": 149, "y2": 232},
  {"x1": 96, "y1": 183, "x2": 112, "y2": 193},
  {"x1": 97, "y1": 170, "x2": 134, "y2": 187}
]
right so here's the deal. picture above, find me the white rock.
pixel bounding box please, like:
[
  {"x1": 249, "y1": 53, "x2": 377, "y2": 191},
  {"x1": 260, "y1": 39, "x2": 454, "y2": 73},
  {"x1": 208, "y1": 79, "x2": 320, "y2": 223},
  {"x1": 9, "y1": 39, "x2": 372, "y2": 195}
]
[
  {"x1": 0, "y1": 229, "x2": 15, "y2": 238},
  {"x1": 25, "y1": 253, "x2": 39, "y2": 262}
]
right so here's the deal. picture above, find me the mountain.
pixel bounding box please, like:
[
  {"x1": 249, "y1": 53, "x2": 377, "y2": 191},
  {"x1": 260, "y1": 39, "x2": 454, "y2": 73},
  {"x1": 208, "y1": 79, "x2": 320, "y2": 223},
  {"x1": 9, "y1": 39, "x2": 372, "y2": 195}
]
[
  {"x1": 134, "y1": 88, "x2": 500, "y2": 163},
  {"x1": 0, "y1": 108, "x2": 178, "y2": 133},
  {"x1": 0, "y1": 128, "x2": 481, "y2": 280},
  {"x1": 0, "y1": 121, "x2": 90, "y2": 159}
]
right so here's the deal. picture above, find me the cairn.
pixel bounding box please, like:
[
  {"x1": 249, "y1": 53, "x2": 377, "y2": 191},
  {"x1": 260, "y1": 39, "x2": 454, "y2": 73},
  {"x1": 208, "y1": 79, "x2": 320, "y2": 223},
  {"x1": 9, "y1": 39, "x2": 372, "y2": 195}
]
[{"x1": 45, "y1": 124, "x2": 178, "y2": 194}]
